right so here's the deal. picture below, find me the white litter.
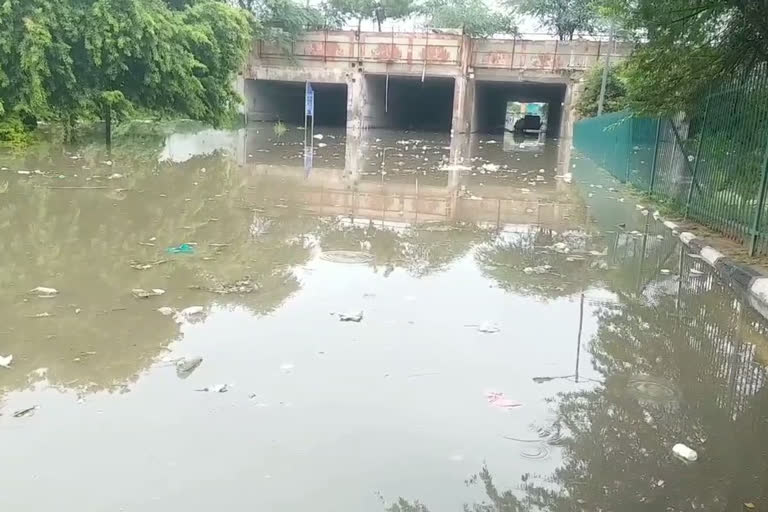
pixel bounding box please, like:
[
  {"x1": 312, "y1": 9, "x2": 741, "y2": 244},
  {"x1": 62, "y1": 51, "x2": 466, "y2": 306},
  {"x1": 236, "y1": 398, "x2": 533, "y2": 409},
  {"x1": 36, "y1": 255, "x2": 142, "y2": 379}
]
[
  {"x1": 672, "y1": 443, "x2": 698, "y2": 462},
  {"x1": 157, "y1": 307, "x2": 175, "y2": 316},
  {"x1": 313, "y1": 134, "x2": 324, "y2": 140},
  {"x1": 31, "y1": 286, "x2": 58, "y2": 297},
  {"x1": 132, "y1": 288, "x2": 165, "y2": 298},
  {"x1": 477, "y1": 322, "x2": 500, "y2": 334},
  {"x1": 0, "y1": 354, "x2": 12, "y2": 368},
  {"x1": 197, "y1": 384, "x2": 229, "y2": 393},
  {"x1": 339, "y1": 310, "x2": 363, "y2": 322}
]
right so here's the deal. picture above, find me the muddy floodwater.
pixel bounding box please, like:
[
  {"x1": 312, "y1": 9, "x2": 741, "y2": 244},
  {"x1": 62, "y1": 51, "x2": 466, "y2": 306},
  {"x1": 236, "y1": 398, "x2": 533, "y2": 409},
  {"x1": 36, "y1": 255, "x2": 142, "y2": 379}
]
[{"x1": 1, "y1": 124, "x2": 767, "y2": 511}]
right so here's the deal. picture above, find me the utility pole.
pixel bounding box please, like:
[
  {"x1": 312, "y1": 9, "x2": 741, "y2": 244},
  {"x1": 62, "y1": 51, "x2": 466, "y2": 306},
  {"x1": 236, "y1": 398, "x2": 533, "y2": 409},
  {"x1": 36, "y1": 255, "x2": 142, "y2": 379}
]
[{"x1": 597, "y1": 23, "x2": 615, "y2": 117}]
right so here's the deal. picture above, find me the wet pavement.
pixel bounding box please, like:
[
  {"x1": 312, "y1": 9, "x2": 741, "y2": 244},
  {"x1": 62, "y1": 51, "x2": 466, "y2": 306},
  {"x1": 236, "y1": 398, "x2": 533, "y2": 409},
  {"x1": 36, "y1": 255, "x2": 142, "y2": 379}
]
[{"x1": 0, "y1": 124, "x2": 767, "y2": 511}]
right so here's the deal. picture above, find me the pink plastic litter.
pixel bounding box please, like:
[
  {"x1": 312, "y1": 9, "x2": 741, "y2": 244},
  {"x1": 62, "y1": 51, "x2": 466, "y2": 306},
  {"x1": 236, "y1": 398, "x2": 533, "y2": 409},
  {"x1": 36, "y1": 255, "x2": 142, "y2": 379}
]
[{"x1": 486, "y1": 391, "x2": 522, "y2": 409}]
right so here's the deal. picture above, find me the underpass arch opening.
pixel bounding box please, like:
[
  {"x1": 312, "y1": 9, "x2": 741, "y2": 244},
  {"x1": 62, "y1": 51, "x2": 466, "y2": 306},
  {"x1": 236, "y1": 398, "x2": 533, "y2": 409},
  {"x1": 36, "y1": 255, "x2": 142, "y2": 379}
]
[
  {"x1": 473, "y1": 81, "x2": 568, "y2": 138},
  {"x1": 363, "y1": 75, "x2": 455, "y2": 133},
  {"x1": 244, "y1": 79, "x2": 348, "y2": 127}
]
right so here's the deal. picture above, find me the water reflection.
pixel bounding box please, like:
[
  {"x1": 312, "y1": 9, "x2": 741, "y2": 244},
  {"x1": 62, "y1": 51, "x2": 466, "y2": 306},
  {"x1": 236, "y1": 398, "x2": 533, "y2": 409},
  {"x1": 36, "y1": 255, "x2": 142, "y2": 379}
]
[{"x1": 0, "y1": 123, "x2": 767, "y2": 511}]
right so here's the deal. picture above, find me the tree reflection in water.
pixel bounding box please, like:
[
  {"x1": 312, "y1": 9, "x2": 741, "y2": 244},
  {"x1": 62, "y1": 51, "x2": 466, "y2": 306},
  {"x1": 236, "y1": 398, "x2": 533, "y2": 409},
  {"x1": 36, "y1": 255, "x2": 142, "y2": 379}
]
[{"x1": 385, "y1": 252, "x2": 768, "y2": 511}]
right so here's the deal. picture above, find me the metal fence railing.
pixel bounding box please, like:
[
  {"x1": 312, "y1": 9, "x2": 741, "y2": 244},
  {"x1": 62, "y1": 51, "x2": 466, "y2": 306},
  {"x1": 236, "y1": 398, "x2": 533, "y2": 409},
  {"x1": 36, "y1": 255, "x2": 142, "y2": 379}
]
[{"x1": 574, "y1": 64, "x2": 768, "y2": 256}]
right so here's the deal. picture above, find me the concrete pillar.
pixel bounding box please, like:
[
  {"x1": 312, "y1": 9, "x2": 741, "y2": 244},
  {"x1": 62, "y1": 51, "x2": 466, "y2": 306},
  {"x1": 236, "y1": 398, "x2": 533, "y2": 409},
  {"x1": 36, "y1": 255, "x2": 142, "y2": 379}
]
[
  {"x1": 346, "y1": 71, "x2": 366, "y2": 137},
  {"x1": 345, "y1": 71, "x2": 366, "y2": 180},
  {"x1": 451, "y1": 35, "x2": 476, "y2": 136},
  {"x1": 560, "y1": 80, "x2": 582, "y2": 141},
  {"x1": 451, "y1": 75, "x2": 476, "y2": 135},
  {"x1": 557, "y1": 80, "x2": 580, "y2": 178}
]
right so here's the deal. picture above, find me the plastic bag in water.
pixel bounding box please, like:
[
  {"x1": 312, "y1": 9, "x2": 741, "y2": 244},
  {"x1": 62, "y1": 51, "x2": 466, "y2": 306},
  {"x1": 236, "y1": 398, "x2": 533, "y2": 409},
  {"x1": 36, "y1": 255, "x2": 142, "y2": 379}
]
[{"x1": 166, "y1": 243, "x2": 195, "y2": 254}]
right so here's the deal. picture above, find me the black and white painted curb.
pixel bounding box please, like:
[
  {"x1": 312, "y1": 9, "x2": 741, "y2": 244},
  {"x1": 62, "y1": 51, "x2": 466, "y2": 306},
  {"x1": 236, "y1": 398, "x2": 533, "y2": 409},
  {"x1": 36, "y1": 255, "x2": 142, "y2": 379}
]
[{"x1": 654, "y1": 213, "x2": 768, "y2": 318}]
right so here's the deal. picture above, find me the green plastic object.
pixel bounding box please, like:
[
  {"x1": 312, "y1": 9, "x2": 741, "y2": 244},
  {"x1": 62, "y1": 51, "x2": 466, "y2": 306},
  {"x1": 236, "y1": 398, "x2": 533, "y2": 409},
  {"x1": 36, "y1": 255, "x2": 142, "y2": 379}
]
[{"x1": 166, "y1": 243, "x2": 195, "y2": 254}]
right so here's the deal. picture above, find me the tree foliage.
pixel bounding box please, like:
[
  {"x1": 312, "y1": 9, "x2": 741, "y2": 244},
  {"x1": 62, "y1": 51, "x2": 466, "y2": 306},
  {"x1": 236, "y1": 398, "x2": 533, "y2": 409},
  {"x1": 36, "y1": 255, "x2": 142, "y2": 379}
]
[
  {"x1": 602, "y1": 0, "x2": 768, "y2": 115},
  {"x1": 575, "y1": 63, "x2": 628, "y2": 118},
  {"x1": 515, "y1": 0, "x2": 600, "y2": 40},
  {"x1": 328, "y1": 0, "x2": 415, "y2": 32},
  {"x1": 419, "y1": 0, "x2": 517, "y2": 38},
  {"x1": 0, "y1": 0, "x2": 252, "y2": 143},
  {"x1": 241, "y1": 0, "x2": 340, "y2": 48}
]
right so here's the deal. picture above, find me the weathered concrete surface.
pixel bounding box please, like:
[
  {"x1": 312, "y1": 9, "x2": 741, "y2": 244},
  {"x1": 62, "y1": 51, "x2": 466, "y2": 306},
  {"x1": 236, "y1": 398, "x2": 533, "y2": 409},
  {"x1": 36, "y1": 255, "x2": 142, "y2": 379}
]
[
  {"x1": 244, "y1": 31, "x2": 630, "y2": 137},
  {"x1": 243, "y1": 162, "x2": 586, "y2": 229},
  {"x1": 248, "y1": 32, "x2": 631, "y2": 77}
]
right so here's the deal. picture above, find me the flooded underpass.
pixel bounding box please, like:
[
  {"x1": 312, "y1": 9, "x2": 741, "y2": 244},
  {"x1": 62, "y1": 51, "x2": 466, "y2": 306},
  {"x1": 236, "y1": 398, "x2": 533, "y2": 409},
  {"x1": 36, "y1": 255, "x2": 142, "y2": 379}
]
[{"x1": 1, "y1": 124, "x2": 767, "y2": 511}]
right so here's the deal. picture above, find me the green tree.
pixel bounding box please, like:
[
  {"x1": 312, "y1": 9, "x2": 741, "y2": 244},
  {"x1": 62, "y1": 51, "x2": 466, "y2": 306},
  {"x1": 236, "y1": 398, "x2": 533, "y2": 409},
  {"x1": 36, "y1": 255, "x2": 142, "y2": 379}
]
[
  {"x1": 0, "y1": 0, "x2": 252, "y2": 145},
  {"x1": 243, "y1": 0, "x2": 340, "y2": 50},
  {"x1": 575, "y1": 63, "x2": 627, "y2": 117},
  {"x1": 600, "y1": 0, "x2": 768, "y2": 115},
  {"x1": 328, "y1": 0, "x2": 415, "y2": 32},
  {"x1": 419, "y1": 0, "x2": 516, "y2": 38},
  {"x1": 514, "y1": 0, "x2": 599, "y2": 40}
]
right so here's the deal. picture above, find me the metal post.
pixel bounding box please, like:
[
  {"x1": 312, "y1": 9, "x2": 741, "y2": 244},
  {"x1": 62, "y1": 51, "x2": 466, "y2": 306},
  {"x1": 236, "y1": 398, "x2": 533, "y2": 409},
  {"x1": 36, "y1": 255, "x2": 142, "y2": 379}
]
[
  {"x1": 390, "y1": 27, "x2": 395, "y2": 62},
  {"x1": 749, "y1": 133, "x2": 768, "y2": 255},
  {"x1": 509, "y1": 37, "x2": 517, "y2": 70},
  {"x1": 597, "y1": 23, "x2": 614, "y2": 117},
  {"x1": 385, "y1": 71, "x2": 389, "y2": 113},
  {"x1": 685, "y1": 93, "x2": 711, "y2": 218},
  {"x1": 422, "y1": 30, "x2": 428, "y2": 82},
  {"x1": 626, "y1": 118, "x2": 633, "y2": 182},
  {"x1": 574, "y1": 291, "x2": 584, "y2": 383},
  {"x1": 648, "y1": 118, "x2": 662, "y2": 195},
  {"x1": 304, "y1": 81, "x2": 309, "y2": 146},
  {"x1": 552, "y1": 40, "x2": 558, "y2": 71}
]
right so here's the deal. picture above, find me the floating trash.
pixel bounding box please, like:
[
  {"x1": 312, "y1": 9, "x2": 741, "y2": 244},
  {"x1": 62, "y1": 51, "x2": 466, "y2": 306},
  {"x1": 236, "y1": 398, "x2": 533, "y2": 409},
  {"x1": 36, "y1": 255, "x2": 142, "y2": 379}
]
[
  {"x1": 476, "y1": 322, "x2": 500, "y2": 334},
  {"x1": 319, "y1": 251, "x2": 373, "y2": 264},
  {"x1": 196, "y1": 384, "x2": 229, "y2": 393},
  {"x1": 485, "y1": 391, "x2": 522, "y2": 410},
  {"x1": 132, "y1": 288, "x2": 166, "y2": 299},
  {"x1": 166, "y1": 243, "x2": 195, "y2": 255},
  {"x1": 176, "y1": 357, "x2": 203, "y2": 379},
  {"x1": 523, "y1": 265, "x2": 552, "y2": 275},
  {"x1": 30, "y1": 286, "x2": 58, "y2": 297},
  {"x1": 179, "y1": 306, "x2": 204, "y2": 317},
  {"x1": 200, "y1": 277, "x2": 260, "y2": 295},
  {"x1": 157, "y1": 307, "x2": 175, "y2": 316},
  {"x1": 0, "y1": 354, "x2": 12, "y2": 368},
  {"x1": 672, "y1": 443, "x2": 698, "y2": 462},
  {"x1": 338, "y1": 310, "x2": 363, "y2": 322},
  {"x1": 14, "y1": 406, "x2": 39, "y2": 418}
]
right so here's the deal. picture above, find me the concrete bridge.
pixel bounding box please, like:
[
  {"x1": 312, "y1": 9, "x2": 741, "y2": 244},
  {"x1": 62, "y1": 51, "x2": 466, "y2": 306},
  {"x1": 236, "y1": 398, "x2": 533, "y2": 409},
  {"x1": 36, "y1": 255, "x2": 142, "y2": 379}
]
[{"x1": 239, "y1": 31, "x2": 632, "y2": 141}]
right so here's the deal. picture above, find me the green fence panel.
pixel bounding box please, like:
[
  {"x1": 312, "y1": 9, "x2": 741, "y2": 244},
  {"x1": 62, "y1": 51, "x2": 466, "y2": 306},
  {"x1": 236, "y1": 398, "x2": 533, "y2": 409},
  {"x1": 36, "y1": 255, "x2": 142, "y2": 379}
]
[{"x1": 574, "y1": 64, "x2": 768, "y2": 256}]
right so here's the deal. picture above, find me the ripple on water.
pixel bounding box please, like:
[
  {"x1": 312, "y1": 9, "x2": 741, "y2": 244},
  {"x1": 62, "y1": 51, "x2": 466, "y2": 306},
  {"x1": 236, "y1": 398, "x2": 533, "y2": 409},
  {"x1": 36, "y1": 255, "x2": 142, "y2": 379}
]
[
  {"x1": 626, "y1": 375, "x2": 680, "y2": 404},
  {"x1": 319, "y1": 251, "x2": 373, "y2": 264},
  {"x1": 520, "y1": 445, "x2": 551, "y2": 460}
]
